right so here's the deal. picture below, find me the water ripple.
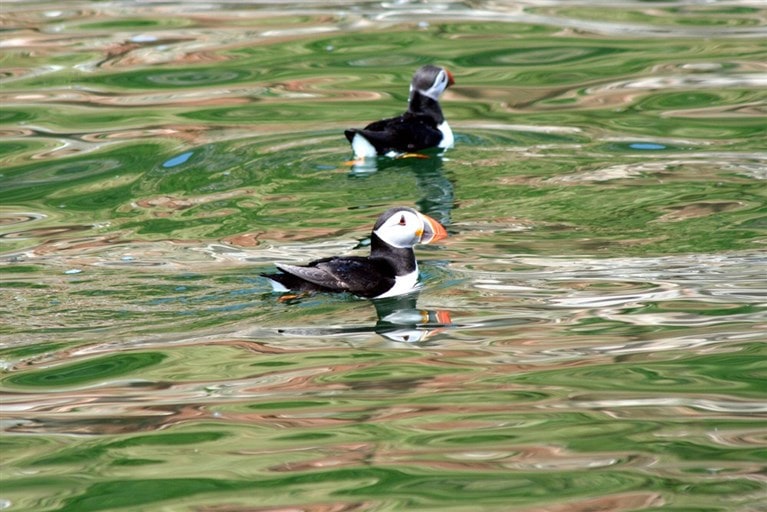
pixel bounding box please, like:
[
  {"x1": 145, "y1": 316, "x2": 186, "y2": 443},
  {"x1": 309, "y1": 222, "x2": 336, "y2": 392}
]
[{"x1": 2, "y1": 3, "x2": 767, "y2": 511}]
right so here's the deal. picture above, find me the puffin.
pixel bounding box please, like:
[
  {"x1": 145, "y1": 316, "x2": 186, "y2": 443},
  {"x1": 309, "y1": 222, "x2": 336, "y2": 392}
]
[
  {"x1": 344, "y1": 65, "x2": 455, "y2": 159},
  {"x1": 262, "y1": 207, "x2": 448, "y2": 299}
]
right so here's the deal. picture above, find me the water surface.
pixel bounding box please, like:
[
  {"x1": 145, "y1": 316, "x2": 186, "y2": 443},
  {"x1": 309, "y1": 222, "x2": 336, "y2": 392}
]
[{"x1": 1, "y1": 1, "x2": 766, "y2": 511}]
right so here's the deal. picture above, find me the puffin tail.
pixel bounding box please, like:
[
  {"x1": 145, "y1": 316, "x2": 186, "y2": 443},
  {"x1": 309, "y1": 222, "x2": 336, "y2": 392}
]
[
  {"x1": 344, "y1": 129, "x2": 379, "y2": 159},
  {"x1": 261, "y1": 272, "x2": 292, "y2": 292}
]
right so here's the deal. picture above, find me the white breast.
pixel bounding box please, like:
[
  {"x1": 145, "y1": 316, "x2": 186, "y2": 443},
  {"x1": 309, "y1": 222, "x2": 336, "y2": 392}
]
[
  {"x1": 437, "y1": 121, "x2": 454, "y2": 149},
  {"x1": 374, "y1": 268, "x2": 420, "y2": 299}
]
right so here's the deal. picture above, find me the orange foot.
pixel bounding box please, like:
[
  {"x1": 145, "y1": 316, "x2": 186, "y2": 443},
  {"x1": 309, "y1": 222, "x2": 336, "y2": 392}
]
[{"x1": 277, "y1": 293, "x2": 308, "y2": 303}]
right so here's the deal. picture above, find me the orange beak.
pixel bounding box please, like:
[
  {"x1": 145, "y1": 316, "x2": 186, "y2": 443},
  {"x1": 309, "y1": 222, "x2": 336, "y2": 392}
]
[
  {"x1": 419, "y1": 213, "x2": 448, "y2": 244},
  {"x1": 445, "y1": 69, "x2": 455, "y2": 88}
]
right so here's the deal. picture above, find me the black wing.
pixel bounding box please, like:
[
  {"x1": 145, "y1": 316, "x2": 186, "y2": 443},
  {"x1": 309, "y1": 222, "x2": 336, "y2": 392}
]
[{"x1": 274, "y1": 257, "x2": 395, "y2": 298}]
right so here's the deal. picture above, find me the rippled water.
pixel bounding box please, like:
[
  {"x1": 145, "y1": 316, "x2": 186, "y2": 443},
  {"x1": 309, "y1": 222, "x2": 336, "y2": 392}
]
[{"x1": 2, "y1": 1, "x2": 767, "y2": 511}]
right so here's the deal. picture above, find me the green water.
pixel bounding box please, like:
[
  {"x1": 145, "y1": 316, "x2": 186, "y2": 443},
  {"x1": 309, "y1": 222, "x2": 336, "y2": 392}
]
[{"x1": 1, "y1": 2, "x2": 766, "y2": 511}]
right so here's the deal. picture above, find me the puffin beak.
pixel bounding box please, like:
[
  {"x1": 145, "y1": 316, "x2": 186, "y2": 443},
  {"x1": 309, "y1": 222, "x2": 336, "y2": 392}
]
[
  {"x1": 418, "y1": 213, "x2": 448, "y2": 244},
  {"x1": 445, "y1": 69, "x2": 455, "y2": 87}
]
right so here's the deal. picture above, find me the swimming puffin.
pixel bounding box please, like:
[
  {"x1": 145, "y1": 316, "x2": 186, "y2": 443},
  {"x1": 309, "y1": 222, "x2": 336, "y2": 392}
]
[
  {"x1": 262, "y1": 207, "x2": 448, "y2": 299},
  {"x1": 344, "y1": 65, "x2": 455, "y2": 159}
]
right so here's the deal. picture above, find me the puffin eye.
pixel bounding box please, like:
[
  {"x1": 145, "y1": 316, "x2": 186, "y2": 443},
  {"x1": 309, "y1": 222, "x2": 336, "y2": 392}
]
[{"x1": 399, "y1": 215, "x2": 406, "y2": 225}]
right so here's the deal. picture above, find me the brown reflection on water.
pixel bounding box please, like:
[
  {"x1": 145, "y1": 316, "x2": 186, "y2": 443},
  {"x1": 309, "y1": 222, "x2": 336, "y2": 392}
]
[
  {"x1": 0, "y1": 225, "x2": 93, "y2": 241},
  {"x1": 518, "y1": 493, "x2": 663, "y2": 512},
  {"x1": 0, "y1": 340, "x2": 702, "y2": 435},
  {"x1": 14, "y1": 234, "x2": 130, "y2": 258},
  {"x1": 135, "y1": 189, "x2": 254, "y2": 212},
  {"x1": 0, "y1": 212, "x2": 47, "y2": 227},
  {"x1": 653, "y1": 201, "x2": 746, "y2": 223},
  {"x1": 97, "y1": 37, "x2": 228, "y2": 69},
  {"x1": 79, "y1": 124, "x2": 218, "y2": 145}
]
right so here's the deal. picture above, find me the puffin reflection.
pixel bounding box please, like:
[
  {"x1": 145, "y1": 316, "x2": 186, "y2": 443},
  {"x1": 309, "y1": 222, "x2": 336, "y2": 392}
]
[
  {"x1": 371, "y1": 292, "x2": 452, "y2": 343},
  {"x1": 270, "y1": 291, "x2": 453, "y2": 344},
  {"x1": 348, "y1": 152, "x2": 455, "y2": 227}
]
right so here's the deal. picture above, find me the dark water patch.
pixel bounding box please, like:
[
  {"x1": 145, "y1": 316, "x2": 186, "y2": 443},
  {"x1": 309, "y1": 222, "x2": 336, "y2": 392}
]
[
  {"x1": 91, "y1": 68, "x2": 255, "y2": 89},
  {"x1": 0, "y1": 109, "x2": 37, "y2": 124},
  {"x1": 542, "y1": 4, "x2": 765, "y2": 29},
  {"x1": 633, "y1": 89, "x2": 766, "y2": 111},
  {"x1": 75, "y1": 18, "x2": 189, "y2": 31},
  {"x1": 5, "y1": 352, "x2": 167, "y2": 388},
  {"x1": 0, "y1": 342, "x2": 70, "y2": 362},
  {"x1": 0, "y1": 143, "x2": 165, "y2": 205},
  {"x1": 0, "y1": 264, "x2": 43, "y2": 273},
  {"x1": 0, "y1": 281, "x2": 49, "y2": 290},
  {"x1": 512, "y1": 346, "x2": 766, "y2": 398}
]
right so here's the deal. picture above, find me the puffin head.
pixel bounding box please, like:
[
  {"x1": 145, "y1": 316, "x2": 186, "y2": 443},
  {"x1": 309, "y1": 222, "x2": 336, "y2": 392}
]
[
  {"x1": 409, "y1": 65, "x2": 455, "y2": 102},
  {"x1": 372, "y1": 207, "x2": 448, "y2": 249}
]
